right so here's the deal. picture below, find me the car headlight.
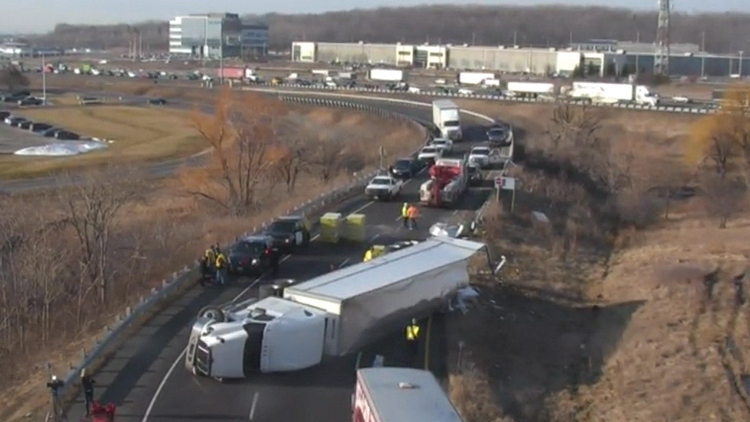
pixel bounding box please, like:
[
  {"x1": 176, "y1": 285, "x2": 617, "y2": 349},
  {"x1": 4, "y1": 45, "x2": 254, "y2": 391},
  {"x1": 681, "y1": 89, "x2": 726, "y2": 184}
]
[
  {"x1": 285, "y1": 238, "x2": 291, "y2": 243},
  {"x1": 251, "y1": 258, "x2": 258, "y2": 265}
]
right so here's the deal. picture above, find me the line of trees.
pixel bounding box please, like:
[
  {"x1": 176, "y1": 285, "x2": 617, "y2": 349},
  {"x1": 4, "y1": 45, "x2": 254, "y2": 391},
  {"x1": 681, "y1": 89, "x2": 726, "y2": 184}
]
[{"x1": 27, "y1": 6, "x2": 750, "y2": 53}]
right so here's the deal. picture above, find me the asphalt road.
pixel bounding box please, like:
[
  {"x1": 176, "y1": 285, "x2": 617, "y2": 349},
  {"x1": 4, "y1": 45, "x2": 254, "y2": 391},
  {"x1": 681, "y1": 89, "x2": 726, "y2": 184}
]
[{"x1": 61, "y1": 108, "x2": 493, "y2": 422}]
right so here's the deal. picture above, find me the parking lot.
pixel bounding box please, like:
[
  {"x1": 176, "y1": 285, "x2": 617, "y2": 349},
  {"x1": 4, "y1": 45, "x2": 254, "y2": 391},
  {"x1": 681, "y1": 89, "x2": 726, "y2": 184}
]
[{"x1": 0, "y1": 118, "x2": 55, "y2": 154}]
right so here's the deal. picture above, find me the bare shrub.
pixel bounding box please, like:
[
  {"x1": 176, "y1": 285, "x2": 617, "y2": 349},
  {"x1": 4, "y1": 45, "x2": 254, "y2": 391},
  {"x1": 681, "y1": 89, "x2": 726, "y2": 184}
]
[
  {"x1": 449, "y1": 362, "x2": 512, "y2": 422},
  {"x1": 700, "y1": 175, "x2": 748, "y2": 229}
]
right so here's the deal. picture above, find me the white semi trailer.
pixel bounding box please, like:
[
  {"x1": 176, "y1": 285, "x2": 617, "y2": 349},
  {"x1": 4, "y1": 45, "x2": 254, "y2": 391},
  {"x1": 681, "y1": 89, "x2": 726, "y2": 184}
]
[
  {"x1": 568, "y1": 82, "x2": 659, "y2": 106},
  {"x1": 432, "y1": 99, "x2": 463, "y2": 141},
  {"x1": 368, "y1": 68, "x2": 405, "y2": 82},
  {"x1": 184, "y1": 237, "x2": 486, "y2": 380},
  {"x1": 506, "y1": 82, "x2": 557, "y2": 99},
  {"x1": 458, "y1": 71, "x2": 496, "y2": 85}
]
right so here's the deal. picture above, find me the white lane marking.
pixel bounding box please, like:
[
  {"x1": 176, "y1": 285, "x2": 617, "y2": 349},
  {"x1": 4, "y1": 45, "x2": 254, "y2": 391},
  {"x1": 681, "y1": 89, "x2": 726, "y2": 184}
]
[
  {"x1": 141, "y1": 347, "x2": 186, "y2": 422},
  {"x1": 339, "y1": 258, "x2": 351, "y2": 268},
  {"x1": 349, "y1": 201, "x2": 375, "y2": 215},
  {"x1": 368, "y1": 234, "x2": 380, "y2": 242},
  {"x1": 249, "y1": 392, "x2": 259, "y2": 420}
]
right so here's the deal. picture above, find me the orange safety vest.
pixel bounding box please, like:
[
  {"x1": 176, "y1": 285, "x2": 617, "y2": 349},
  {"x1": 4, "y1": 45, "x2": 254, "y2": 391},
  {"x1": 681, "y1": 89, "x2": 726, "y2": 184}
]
[{"x1": 407, "y1": 206, "x2": 418, "y2": 219}]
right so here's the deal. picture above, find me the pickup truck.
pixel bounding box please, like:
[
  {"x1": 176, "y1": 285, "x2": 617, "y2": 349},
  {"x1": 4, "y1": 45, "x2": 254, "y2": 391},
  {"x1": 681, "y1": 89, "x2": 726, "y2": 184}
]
[
  {"x1": 365, "y1": 175, "x2": 404, "y2": 201},
  {"x1": 417, "y1": 146, "x2": 443, "y2": 164},
  {"x1": 468, "y1": 145, "x2": 503, "y2": 169},
  {"x1": 429, "y1": 137, "x2": 453, "y2": 153}
]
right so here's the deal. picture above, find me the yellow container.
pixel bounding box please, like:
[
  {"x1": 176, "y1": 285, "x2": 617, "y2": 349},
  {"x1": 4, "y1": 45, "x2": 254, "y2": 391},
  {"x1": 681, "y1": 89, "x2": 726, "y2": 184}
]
[
  {"x1": 319, "y1": 212, "x2": 343, "y2": 243},
  {"x1": 344, "y1": 213, "x2": 367, "y2": 242}
]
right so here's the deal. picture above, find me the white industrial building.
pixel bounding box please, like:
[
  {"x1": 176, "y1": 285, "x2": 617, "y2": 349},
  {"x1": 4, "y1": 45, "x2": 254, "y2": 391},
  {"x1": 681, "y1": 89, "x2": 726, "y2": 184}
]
[{"x1": 290, "y1": 40, "x2": 750, "y2": 77}]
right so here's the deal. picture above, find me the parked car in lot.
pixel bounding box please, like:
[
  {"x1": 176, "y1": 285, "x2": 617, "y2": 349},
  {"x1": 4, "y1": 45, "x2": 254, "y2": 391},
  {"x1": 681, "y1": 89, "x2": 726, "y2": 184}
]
[
  {"x1": 18, "y1": 120, "x2": 33, "y2": 129},
  {"x1": 41, "y1": 128, "x2": 61, "y2": 137},
  {"x1": 5, "y1": 117, "x2": 27, "y2": 127},
  {"x1": 147, "y1": 98, "x2": 167, "y2": 105},
  {"x1": 55, "y1": 130, "x2": 80, "y2": 140},
  {"x1": 0, "y1": 111, "x2": 10, "y2": 120},
  {"x1": 263, "y1": 215, "x2": 312, "y2": 253},
  {"x1": 18, "y1": 97, "x2": 44, "y2": 106},
  {"x1": 30, "y1": 122, "x2": 52, "y2": 133},
  {"x1": 227, "y1": 235, "x2": 280, "y2": 276}
]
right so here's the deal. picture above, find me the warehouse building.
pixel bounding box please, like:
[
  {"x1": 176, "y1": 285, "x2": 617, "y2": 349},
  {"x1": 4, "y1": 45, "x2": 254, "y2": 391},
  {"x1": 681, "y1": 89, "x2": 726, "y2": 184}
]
[
  {"x1": 290, "y1": 40, "x2": 750, "y2": 78},
  {"x1": 169, "y1": 13, "x2": 268, "y2": 59}
]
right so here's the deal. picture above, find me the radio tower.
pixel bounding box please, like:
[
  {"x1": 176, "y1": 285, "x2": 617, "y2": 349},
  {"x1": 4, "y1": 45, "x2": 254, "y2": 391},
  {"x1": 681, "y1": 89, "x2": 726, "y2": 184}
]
[{"x1": 655, "y1": 0, "x2": 671, "y2": 75}]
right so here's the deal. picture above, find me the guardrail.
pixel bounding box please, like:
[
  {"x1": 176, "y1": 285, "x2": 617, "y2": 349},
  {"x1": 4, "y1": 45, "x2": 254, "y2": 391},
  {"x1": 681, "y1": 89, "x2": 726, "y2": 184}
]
[
  {"x1": 255, "y1": 82, "x2": 716, "y2": 114},
  {"x1": 56, "y1": 95, "x2": 431, "y2": 404}
]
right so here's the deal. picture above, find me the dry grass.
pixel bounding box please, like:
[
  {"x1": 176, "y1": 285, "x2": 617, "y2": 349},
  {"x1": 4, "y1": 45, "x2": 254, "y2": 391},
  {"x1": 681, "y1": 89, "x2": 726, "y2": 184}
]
[
  {"x1": 445, "y1": 101, "x2": 750, "y2": 421},
  {"x1": 0, "y1": 105, "x2": 203, "y2": 179},
  {"x1": 0, "y1": 99, "x2": 425, "y2": 421}
]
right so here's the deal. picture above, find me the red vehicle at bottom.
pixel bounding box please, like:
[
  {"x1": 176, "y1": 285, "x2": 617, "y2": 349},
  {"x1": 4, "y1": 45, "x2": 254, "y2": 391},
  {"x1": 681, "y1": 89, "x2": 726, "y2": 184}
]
[{"x1": 89, "y1": 402, "x2": 116, "y2": 422}]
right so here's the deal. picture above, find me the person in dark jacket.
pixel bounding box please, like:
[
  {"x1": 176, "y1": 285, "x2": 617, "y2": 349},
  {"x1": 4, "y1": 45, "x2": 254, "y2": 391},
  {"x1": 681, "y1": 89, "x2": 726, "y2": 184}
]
[{"x1": 81, "y1": 369, "x2": 96, "y2": 416}]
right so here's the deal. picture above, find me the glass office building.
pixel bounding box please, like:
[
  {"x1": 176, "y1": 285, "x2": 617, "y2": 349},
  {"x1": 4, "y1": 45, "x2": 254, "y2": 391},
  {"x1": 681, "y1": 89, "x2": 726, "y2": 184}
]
[{"x1": 169, "y1": 13, "x2": 268, "y2": 59}]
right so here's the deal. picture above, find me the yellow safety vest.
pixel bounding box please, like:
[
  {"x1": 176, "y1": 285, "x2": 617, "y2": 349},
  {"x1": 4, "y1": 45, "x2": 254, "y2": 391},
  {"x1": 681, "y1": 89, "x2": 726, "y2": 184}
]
[
  {"x1": 406, "y1": 324, "x2": 420, "y2": 341},
  {"x1": 205, "y1": 249, "x2": 215, "y2": 260},
  {"x1": 401, "y1": 203, "x2": 409, "y2": 217},
  {"x1": 363, "y1": 249, "x2": 373, "y2": 262},
  {"x1": 215, "y1": 254, "x2": 226, "y2": 268}
]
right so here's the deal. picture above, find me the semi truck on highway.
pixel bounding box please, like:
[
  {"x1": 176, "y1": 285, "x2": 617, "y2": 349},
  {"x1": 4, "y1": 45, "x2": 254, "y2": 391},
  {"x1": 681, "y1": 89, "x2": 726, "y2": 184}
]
[
  {"x1": 419, "y1": 157, "x2": 469, "y2": 208},
  {"x1": 568, "y1": 82, "x2": 659, "y2": 106},
  {"x1": 353, "y1": 367, "x2": 465, "y2": 422},
  {"x1": 458, "y1": 71, "x2": 496, "y2": 85},
  {"x1": 368, "y1": 69, "x2": 405, "y2": 82},
  {"x1": 432, "y1": 100, "x2": 463, "y2": 141},
  {"x1": 184, "y1": 236, "x2": 486, "y2": 380},
  {"x1": 505, "y1": 81, "x2": 557, "y2": 99}
]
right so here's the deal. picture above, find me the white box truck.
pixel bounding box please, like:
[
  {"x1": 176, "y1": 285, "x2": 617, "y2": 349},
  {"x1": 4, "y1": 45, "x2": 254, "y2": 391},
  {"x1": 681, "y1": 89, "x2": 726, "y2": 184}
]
[
  {"x1": 506, "y1": 82, "x2": 556, "y2": 99},
  {"x1": 353, "y1": 367, "x2": 465, "y2": 422},
  {"x1": 568, "y1": 82, "x2": 659, "y2": 106},
  {"x1": 432, "y1": 99, "x2": 463, "y2": 141},
  {"x1": 458, "y1": 71, "x2": 495, "y2": 85},
  {"x1": 368, "y1": 68, "x2": 405, "y2": 82},
  {"x1": 184, "y1": 237, "x2": 486, "y2": 380}
]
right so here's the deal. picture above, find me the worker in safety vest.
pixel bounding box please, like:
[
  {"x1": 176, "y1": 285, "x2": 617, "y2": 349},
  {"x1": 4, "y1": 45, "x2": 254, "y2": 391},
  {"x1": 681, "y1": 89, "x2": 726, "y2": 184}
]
[
  {"x1": 401, "y1": 202, "x2": 409, "y2": 228},
  {"x1": 405, "y1": 318, "x2": 421, "y2": 363},
  {"x1": 363, "y1": 248, "x2": 373, "y2": 262},
  {"x1": 215, "y1": 251, "x2": 228, "y2": 285},
  {"x1": 406, "y1": 205, "x2": 419, "y2": 230}
]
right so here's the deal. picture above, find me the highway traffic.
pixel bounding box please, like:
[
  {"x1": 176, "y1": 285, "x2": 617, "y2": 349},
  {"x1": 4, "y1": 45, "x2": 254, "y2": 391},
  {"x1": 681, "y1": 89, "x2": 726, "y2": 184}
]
[{"x1": 58, "y1": 100, "x2": 493, "y2": 422}]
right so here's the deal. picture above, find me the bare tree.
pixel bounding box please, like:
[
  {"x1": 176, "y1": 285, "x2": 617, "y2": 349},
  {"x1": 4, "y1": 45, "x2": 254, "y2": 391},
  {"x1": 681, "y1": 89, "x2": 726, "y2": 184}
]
[
  {"x1": 0, "y1": 65, "x2": 29, "y2": 91},
  {"x1": 58, "y1": 168, "x2": 136, "y2": 309},
  {"x1": 309, "y1": 135, "x2": 344, "y2": 182},
  {"x1": 274, "y1": 136, "x2": 311, "y2": 193},
  {"x1": 184, "y1": 89, "x2": 287, "y2": 215},
  {"x1": 544, "y1": 102, "x2": 602, "y2": 156},
  {"x1": 701, "y1": 175, "x2": 747, "y2": 229}
]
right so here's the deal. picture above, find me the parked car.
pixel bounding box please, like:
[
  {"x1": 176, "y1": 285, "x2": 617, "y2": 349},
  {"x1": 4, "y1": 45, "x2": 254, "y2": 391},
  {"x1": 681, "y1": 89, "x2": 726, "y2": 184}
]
[
  {"x1": 389, "y1": 157, "x2": 424, "y2": 179},
  {"x1": 30, "y1": 122, "x2": 52, "y2": 133},
  {"x1": 263, "y1": 215, "x2": 312, "y2": 253},
  {"x1": 0, "y1": 111, "x2": 10, "y2": 120},
  {"x1": 5, "y1": 117, "x2": 27, "y2": 127},
  {"x1": 18, "y1": 97, "x2": 43, "y2": 106},
  {"x1": 41, "y1": 128, "x2": 61, "y2": 137},
  {"x1": 147, "y1": 98, "x2": 167, "y2": 105},
  {"x1": 55, "y1": 130, "x2": 80, "y2": 140},
  {"x1": 18, "y1": 120, "x2": 33, "y2": 130},
  {"x1": 227, "y1": 235, "x2": 281, "y2": 276}
]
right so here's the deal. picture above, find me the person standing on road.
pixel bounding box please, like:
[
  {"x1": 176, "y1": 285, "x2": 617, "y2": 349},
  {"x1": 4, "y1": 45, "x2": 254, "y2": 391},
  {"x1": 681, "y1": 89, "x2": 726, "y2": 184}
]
[
  {"x1": 215, "y1": 251, "x2": 228, "y2": 285},
  {"x1": 81, "y1": 369, "x2": 96, "y2": 417},
  {"x1": 406, "y1": 204, "x2": 419, "y2": 230},
  {"x1": 363, "y1": 247, "x2": 373, "y2": 262},
  {"x1": 401, "y1": 202, "x2": 409, "y2": 228},
  {"x1": 405, "y1": 318, "x2": 421, "y2": 366}
]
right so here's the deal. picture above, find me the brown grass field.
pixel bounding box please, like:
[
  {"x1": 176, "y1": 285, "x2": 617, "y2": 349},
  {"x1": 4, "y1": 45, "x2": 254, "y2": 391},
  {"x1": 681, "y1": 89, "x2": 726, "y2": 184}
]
[
  {"x1": 445, "y1": 100, "x2": 750, "y2": 421},
  {"x1": 0, "y1": 78, "x2": 425, "y2": 421}
]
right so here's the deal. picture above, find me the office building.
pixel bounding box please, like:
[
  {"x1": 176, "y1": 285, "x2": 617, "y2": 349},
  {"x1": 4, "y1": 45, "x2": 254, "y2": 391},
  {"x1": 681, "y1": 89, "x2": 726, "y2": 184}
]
[{"x1": 169, "y1": 13, "x2": 268, "y2": 59}]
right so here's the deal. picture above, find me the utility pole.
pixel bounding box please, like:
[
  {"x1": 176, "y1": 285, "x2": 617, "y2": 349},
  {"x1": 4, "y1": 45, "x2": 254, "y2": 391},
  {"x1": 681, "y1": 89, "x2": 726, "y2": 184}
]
[
  {"x1": 41, "y1": 54, "x2": 47, "y2": 104},
  {"x1": 138, "y1": 31, "x2": 142, "y2": 59},
  {"x1": 701, "y1": 31, "x2": 706, "y2": 78}
]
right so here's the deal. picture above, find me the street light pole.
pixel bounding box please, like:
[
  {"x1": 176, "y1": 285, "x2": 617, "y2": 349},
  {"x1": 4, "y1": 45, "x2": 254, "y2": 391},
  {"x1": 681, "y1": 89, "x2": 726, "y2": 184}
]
[
  {"x1": 41, "y1": 54, "x2": 47, "y2": 105},
  {"x1": 740, "y1": 50, "x2": 744, "y2": 77}
]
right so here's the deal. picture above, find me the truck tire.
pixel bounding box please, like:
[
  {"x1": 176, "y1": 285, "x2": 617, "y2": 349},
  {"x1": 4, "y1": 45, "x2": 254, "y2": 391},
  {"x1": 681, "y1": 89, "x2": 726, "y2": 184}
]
[{"x1": 198, "y1": 306, "x2": 225, "y2": 322}]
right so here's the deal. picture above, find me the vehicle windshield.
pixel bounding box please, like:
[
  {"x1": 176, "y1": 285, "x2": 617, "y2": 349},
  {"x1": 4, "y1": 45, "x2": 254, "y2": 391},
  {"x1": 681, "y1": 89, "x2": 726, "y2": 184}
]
[
  {"x1": 431, "y1": 140, "x2": 447, "y2": 145},
  {"x1": 268, "y1": 221, "x2": 295, "y2": 233},
  {"x1": 231, "y1": 241, "x2": 265, "y2": 256},
  {"x1": 394, "y1": 159, "x2": 411, "y2": 170},
  {"x1": 488, "y1": 129, "x2": 505, "y2": 137},
  {"x1": 444, "y1": 120, "x2": 460, "y2": 127},
  {"x1": 422, "y1": 147, "x2": 436, "y2": 153},
  {"x1": 472, "y1": 148, "x2": 489, "y2": 155},
  {"x1": 371, "y1": 178, "x2": 390, "y2": 185}
]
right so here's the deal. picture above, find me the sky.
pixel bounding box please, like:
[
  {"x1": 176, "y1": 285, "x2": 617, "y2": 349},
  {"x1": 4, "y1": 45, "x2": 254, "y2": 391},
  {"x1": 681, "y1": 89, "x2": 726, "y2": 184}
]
[{"x1": 1, "y1": 0, "x2": 749, "y2": 34}]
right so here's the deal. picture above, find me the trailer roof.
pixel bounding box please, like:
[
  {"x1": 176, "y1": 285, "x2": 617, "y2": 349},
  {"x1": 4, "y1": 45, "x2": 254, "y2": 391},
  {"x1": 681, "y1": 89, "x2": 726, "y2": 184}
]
[
  {"x1": 432, "y1": 99, "x2": 458, "y2": 108},
  {"x1": 359, "y1": 367, "x2": 464, "y2": 422},
  {"x1": 285, "y1": 236, "x2": 485, "y2": 303}
]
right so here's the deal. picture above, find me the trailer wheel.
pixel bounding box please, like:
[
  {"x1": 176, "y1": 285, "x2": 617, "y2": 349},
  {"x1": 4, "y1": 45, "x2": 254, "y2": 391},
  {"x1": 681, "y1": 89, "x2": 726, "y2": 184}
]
[{"x1": 198, "y1": 306, "x2": 225, "y2": 322}]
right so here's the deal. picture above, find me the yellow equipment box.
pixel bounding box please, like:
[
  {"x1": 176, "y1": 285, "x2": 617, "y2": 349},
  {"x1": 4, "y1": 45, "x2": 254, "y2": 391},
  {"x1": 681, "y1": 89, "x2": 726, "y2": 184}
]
[
  {"x1": 344, "y1": 213, "x2": 367, "y2": 242},
  {"x1": 319, "y1": 212, "x2": 343, "y2": 243},
  {"x1": 371, "y1": 244, "x2": 387, "y2": 259}
]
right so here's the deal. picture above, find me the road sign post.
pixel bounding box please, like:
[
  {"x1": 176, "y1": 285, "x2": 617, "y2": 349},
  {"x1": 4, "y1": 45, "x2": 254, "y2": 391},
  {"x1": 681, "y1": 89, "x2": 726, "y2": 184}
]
[{"x1": 494, "y1": 176, "x2": 517, "y2": 213}]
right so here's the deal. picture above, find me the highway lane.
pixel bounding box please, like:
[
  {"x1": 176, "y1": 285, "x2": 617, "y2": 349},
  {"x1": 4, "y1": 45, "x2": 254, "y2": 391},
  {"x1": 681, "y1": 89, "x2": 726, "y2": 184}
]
[{"x1": 61, "y1": 103, "x2": 492, "y2": 422}]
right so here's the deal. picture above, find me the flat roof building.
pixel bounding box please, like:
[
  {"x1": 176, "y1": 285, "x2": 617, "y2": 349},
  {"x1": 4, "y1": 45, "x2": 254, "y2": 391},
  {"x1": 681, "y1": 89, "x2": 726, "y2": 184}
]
[{"x1": 169, "y1": 13, "x2": 268, "y2": 59}]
